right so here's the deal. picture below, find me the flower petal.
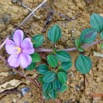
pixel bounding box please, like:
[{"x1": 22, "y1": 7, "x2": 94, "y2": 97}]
[
  {"x1": 8, "y1": 54, "x2": 20, "y2": 68},
  {"x1": 19, "y1": 53, "x2": 32, "y2": 68},
  {"x1": 21, "y1": 38, "x2": 34, "y2": 54},
  {"x1": 5, "y1": 39, "x2": 17, "y2": 54},
  {"x1": 13, "y1": 29, "x2": 24, "y2": 46}
]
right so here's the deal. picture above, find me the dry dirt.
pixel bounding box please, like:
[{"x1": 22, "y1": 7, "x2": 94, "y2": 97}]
[{"x1": 0, "y1": 0, "x2": 103, "y2": 103}]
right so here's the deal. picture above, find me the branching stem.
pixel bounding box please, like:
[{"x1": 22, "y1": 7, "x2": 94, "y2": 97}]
[{"x1": 35, "y1": 39, "x2": 103, "y2": 52}]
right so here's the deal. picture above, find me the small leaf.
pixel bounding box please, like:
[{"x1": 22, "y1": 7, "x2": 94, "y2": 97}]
[
  {"x1": 80, "y1": 28, "x2": 97, "y2": 44},
  {"x1": 36, "y1": 64, "x2": 49, "y2": 74},
  {"x1": 49, "y1": 89, "x2": 57, "y2": 99},
  {"x1": 31, "y1": 52, "x2": 41, "y2": 63},
  {"x1": 47, "y1": 55, "x2": 58, "y2": 67},
  {"x1": 61, "y1": 61, "x2": 72, "y2": 71},
  {"x1": 100, "y1": 43, "x2": 103, "y2": 49},
  {"x1": 32, "y1": 34, "x2": 44, "y2": 48},
  {"x1": 85, "y1": 56, "x2": 92, "y2": 69},
  {"x1": 53, "y1": 79, "x2": 62, "y2": 91},
  {"x1": 90, "y1": 13, "x2": 103, "y2": 32},
  {"x1": 56, "y1": 51, "x2": 71, "y2": 62},
  {"x1": 43, "y1": 71, "x2": 56, "y2": 83},
  {"x1": 43, "y1": 92, "x2": 50, "y2": 99},
  {"x1": 42, "y1": 82, "x2": 52, "y2": 93},
  {"x1": 57, "y1": 72, "x2": 67, "y2": 84},
  {"x1": 59, "y1": 84, "x2": 68, "y2": 92},
  {"x1": 100, "y1": 32, "x2": 103, "y2": 39},
  {"x1": 75, "y1": 39, "x2": 81, "y2": 47},
  {"x1": 75, "y1": 54, "x2": 92, "y2": 74},
  {"x1": 38, "y1": 75, "x2": 43, "y2": 85},
  {"x1": 47, "y1": 25, "x2": 62, "y2": 44},
  {"x1": 26, "y1": 62, "x2": 36, "y2": 70},
  {"x1": 77, "y1": 46, "x2": 84, "y2": 52}
]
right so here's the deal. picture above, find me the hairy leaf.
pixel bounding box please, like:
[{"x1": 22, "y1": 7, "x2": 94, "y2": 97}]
[
  {"x1": 57, "y1": 72, "x2": 67, "y2": 84},
  {"x1": 75, "y1": 54, "x2": 92, "y2": 74},
  {"x1": 36, "y1": 64, "x2": 49, "y2": 74},
  {"x1": 80, "y1": 28, "x2": 97, "y2": 44},
  {"x1": 75, "y1": 39, "x2": 81, "y2": 47},
  {"x1": 47, "y1": 25, "x2": 62, "y2": 43},
  {"x1": 100, "y1": 32, "x2": 103, "y2": 39},
  {"x1": 43, "y1": 71, "x2": 56, "y2": 83},
  {"x1": 53, "y1": 79, "x2": 62, "y2": 91},
  {"x1": 47, "y1": 55, "x2": 58, "y2": 67},
  {"x1": 90, "y1": 13, "x2": 103, "y2": 32},
  {"x1": 42, "y1": 82, "x2": 52, "y2": 93},
  {"x1": 56, "y1": 51, "x2": 71, "y2": 62},
  {"x1": 49, "y1": 88, "x2": 57, "y2": 99},
  {"x1": 61, "y1": 61, "x2": 72, "y2": 71},
  {"x1": 31, "y1": 52, "x2": 41, "y2": 63},
  {"x1": 32, "y1": 34, "x2": 44, "y2": 48},
  {"x1": 59, "y1": 84, "x2": 68, "y2": 92},
  {"x1": 26, "y1": 62, "x2": 36, "y2": 70}
]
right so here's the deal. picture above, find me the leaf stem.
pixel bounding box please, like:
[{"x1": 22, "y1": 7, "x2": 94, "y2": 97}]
[{"x1": 35, "y1": 39, "x2": 103, "y2": 52}]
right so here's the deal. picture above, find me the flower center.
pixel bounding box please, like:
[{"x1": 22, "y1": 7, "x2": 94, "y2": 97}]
[{"x1": 15, "y1": 47, "x2": 22, "y2": 54}]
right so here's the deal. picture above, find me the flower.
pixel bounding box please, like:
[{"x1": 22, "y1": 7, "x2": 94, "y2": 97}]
[{"x1": 5, "y1": 30, "x2": 34, "y2": 68}]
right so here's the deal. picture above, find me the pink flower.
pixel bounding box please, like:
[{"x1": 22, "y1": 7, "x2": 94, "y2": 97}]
[{"x1": 5, "y1": 30, "x2": 34, "y2": 68}]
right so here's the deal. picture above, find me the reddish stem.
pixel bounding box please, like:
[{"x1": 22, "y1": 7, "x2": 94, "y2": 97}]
[
  {"x1": 14, "y1": 69, "x2": 41, "y2": 89},
  {"x1": 35, "y1": 39, "x2": 103, "y2": 52},
  {"x1": 0, "y1": 55, "x2": 41, "y2": 89}
]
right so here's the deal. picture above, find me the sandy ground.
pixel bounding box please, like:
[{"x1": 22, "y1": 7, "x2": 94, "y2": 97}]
[{"x1": 0, "y1": 0, "x2": 103, "y2": 103}]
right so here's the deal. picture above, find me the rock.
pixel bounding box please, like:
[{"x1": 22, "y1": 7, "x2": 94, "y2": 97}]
[{"x1": 12, "y1": 99, "x2": 17, "y2": 103}]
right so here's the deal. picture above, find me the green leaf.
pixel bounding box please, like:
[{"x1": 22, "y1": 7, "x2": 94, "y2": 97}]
[
  {"x1": 49, "y1": 89, "x2": 57, "y2": 99},
  {"x1": 57, "y1": 72, "x2": 67, "y2": 84},
  {"x1": 100, "y1": 43, "x2": 103, "y2": 49},
  {"x1": 47, "y1": 25, "x2": 62, "y2": 44},
  {"x1": 43, "y1": 71, "x2": 56, "y2": 83},
  {"x1": 85, "y1": 56, "x2": 92, "y2": 69},
  {"x1": 36, "y1": 64, "x2": 49, "y2": 74},
  {"x1": 90, "y1": 13, "x2": 103, "y2": 32},
  {"x1": 47, "y1": 55, "x2": 58, "y2": 67},
  {"x1": 53, "y1": 79, "x2": 62, "y2": 91},
  {"x1": 42, "y1": 82, "x2": 52, "y2": 93},
  {"x1": 61, "y1": 61, "x2": 72, "y2": 71},
  {"x1": 75, "y1": 39, "x2": 81, "y2": 47},
  {"x1": 56, "y1": 50, "x2": 71, "y2": 62},
  {"x1": 31, "y1": 52, "x2": 41, "y2": 63},
  {"x1": 43, "y1": 92, "x2": 50, "y2": 99},
  {"x1": 77, "y1": 46, "x2": 84, "y2": 52},
  {"x1": 38, "y1": 75, "x2": 43, "y2": 85},
  {"x1": 32, "y1": 34, "x2": 44, "y2": 48},
  {"x1": 100, "y1": 32, "x2": 103, "y2": 39},
  {"x1": 26, "y1": 62, "x2": 36, "y2": 70},
  {"x1": 75, "y1": 54, "x2": 92, "y2": 74},
  {"x1": 59, "y1": 84, "x2": 68, "y2": 92},
  {"x1": 80, "y1": 28, "x2": 97, "y2": 44}
]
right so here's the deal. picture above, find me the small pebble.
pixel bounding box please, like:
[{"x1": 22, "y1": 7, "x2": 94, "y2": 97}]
[{"x1": 21, "y1": 87, "x2": 30, "y2": 96}]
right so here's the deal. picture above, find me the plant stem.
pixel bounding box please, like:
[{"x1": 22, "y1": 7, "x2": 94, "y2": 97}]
[
  {"x1": 35, "y1": 39, "x2": 103, "y2": 52},
  {"x1": 14, "y1": 69, "x2": 41, "y2": 89},
  {"x1": 0, "y1": 55, "x2": 41, "y2": 89}
]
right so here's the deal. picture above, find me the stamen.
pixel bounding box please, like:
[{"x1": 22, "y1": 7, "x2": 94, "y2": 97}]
[{"x1": 15, "y1": 47, "x2": 22, "y2": 54}]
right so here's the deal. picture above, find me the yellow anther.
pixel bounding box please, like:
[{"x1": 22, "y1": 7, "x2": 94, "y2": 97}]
[{"x1": 15, "y1": 47, "x2": 22, "y2": 54}]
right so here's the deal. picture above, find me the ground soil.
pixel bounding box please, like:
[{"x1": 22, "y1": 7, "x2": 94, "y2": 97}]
[{"x1": 0, "y1": 0, "x2": 103, "y2": 103}]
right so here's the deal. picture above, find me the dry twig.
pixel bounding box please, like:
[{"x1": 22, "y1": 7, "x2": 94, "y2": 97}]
[
  {"x1": 17, "y1": 0, "x2": 47, "y2": 28},
  {"x1": 0, "y1": 55, "x2": 41, "y2": 89}
]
